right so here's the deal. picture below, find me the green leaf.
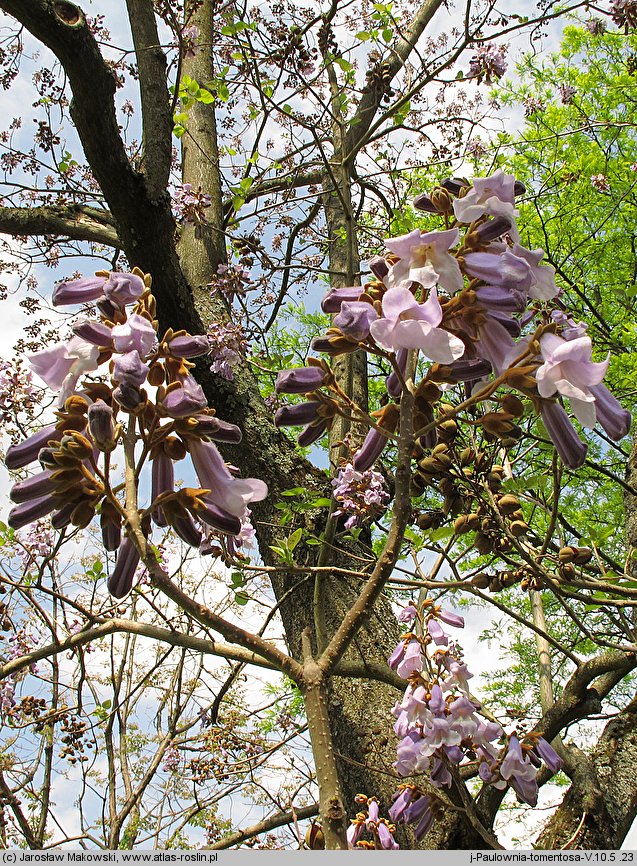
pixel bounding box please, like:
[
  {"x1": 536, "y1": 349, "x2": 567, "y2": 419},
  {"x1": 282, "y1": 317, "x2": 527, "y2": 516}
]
[
  {"x1": 287, "y1": 527, "x2": 303, "y2": 551},
  {"x1": 234, "y1": 591, "x2": 250, "y2": 606}
]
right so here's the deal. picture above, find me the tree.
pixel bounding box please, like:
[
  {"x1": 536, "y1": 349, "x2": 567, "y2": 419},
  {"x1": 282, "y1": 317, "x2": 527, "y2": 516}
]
[{"x1": 0, "y1": 0, "x2": 635, "y2": 851}]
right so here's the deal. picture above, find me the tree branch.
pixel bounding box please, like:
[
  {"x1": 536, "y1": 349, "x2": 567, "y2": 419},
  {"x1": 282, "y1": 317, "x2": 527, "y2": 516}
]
[
  {"x1": 209, "y1": 803, "x2": 319, "y2": 849},
  {"x1": 124, "y1": 0, "x2": 173, "y2": 201},
  {"x1": 0, "y1": 204, "x2": 120, "y2": 247}
]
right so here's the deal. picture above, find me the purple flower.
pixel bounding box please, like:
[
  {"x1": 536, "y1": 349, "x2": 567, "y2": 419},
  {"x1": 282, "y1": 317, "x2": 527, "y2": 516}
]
[
  {"x1": 437, "y1": 608, "x2": 465, "y2": 628},
  {"x1": 466, "y1": 44, "x2": 508, "y2": 86},
  {"x1": 453, "y1": 168, "x2": 518, "y2": 226},
  {"x1": 589, "y1": 383, "x2": 631, "y2": 440},
  {"x1": 191, "y1": 415, "x2": 243, "y2": 443},
  {"x1": 275, "y1": 367, "x2": 326, "y2": 394},
  {"x1": 533, "y1": 737, "x2": 563, "y2": 774},
  {"x1": 111, "y1": 313, "x2": 156, "y2": 356},
  {"x1": 333, "y1": 301, "x2": 378, "y2": 341},
  {"x1": 332, "y1": 462, "x2": 388, "y2": 528},
  {"x1": 189, "y1": 438, "x2": 267, "y2": 517},
  {"x1": 427, "y1": 619, "x2": 447, "y2": 646},
  {"x1": 113, "y1": 351, "x2": 150, "y2": 387},
  {"x1": 53, "y1": 272, "x2": 145, "y2": 308},
  {"x1": 404, "y1": 795, "x2": 435, "y2": 840},
  {"x1": 536, "y1": 333, "x2": 609, "y2": 428},
  {"x1": 28, "y1": 337, "x2": 100, "y2": 405},
  {"x1": 88, "y1": 401, "x2": 117, "y2": 450},
  {"x1": 540, "y1": 401, "x2": 587, "y2": 469},
  {"x1": 9, "y1": 470, "x2": 56, "y2": 503},
  {"x1": 275, "y1": 401, "x2": 323, "y2": 427},
  {"x1": 5, "y1": 425, "x2": 61, "y2": 470},
  {"x1": 398, "y1": 603, "x2": 417, "y2": 623},
  {"x1": 52, "y1": 275, "x2": 107, "y2": 306},
  {"x1": 386, "y1": 347, "x2": 408, "y2": 397},
  {"x1": 377, "y1": 822, "x2": 399, "y2": 850},
  {"x1": 320, "y1": 286, "x2": 363, "y2": 314},
  {"x1": 390, "y1": 638, "x2": 423, "y2": 679},
  {"x1": 370, "y1": 285, "x2": 465, "y2": 363},
  {"x1": 9, "y1": 495, "x2": 60, "y2": 529},
  {"x1": 161, "y1": 376, "x2": 208, "y2": 418},
  {"x1": 389, "y1": 787, "x2": 414, "y2": 824},
  {"x1": 72, "y1": 320, "x2": 114, "y2": 348},
  {"x1": 166, "y1": 334, "x2": 210, "y2": 358},
  {"x1": 353, "y1": 427, "x2": 390, "y2": 472},
  {"x1": 384, "y1": 228, "x2": 463, "y2": 294},
  {"x1": 463, "y1": 249, "x2": 532, "y2": 291},
  {"x1": 499, "y1": 736, "x2": 539, "y2": 806},
  {"x1": 511, "y1": 244, "x2": 558, "y2": 300},
  {"x1": 107, "y1": 537, "x2": 141, "y2": 598}
]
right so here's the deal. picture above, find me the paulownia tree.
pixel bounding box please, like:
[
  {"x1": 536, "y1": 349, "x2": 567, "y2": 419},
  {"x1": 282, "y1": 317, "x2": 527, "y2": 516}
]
[{"x1": 0, "y1": 0, "x2": 636, "y2": 851}]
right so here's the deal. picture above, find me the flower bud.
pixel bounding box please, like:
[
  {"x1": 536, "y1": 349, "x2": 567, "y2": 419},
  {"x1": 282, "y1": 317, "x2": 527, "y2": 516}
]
[
  {"x1": 88, "y1": 401, "x2": 118, "y2": 451},
  {"x1": 275, "y1": 367, "x2": 327, "y2": 395}
]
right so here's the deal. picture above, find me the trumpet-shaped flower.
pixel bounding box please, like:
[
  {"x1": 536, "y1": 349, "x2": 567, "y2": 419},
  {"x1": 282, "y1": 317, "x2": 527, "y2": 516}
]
[
  {"x1": 536, "y1": 333, "x2": 609, "y2": 428},
  {"x1": 28, "y1": 337, "x2": 100, "y2": 405},
  {"x1": 384, "y1": 228, "x2": 463, "y2": 294},
  {"x1": 370, "y1": 286, "x2": 465, "y2": 363},
  {"x1": 189, "y1": 438, "x2": 267, "y2": 517},
  {"x1": 453, "y1": 168, "x2": 519, "y2": 229},
  {"x1": 111, "y1": 313, "x2": 156, "y2": 356}
]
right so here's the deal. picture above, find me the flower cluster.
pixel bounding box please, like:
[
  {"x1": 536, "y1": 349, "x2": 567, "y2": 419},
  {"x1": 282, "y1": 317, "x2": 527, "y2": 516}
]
[
  {"x1": 591, "y1": 173, "x2": 611, "y2": 192},
  {"x1": 163, "y1": 744, "x2": 181, "y2": 772},
  {"x1": 558, "y1": 83, "x2": 577, "y2": 104},
  {"x1": 273, "y1": 170, "x2": 630, "y2": 472},
  {"x1": 523, "y1": 96, "x2": 545, "y2": 116},
  {"x1": 586, "y1": 17, "x2": 607, "y2": 35},
  {"x1": 611, "y1": 0, "x2": 637, "y2": 28},
  {"x1": 208, "y1": 263, "x2": 252, "y2": 304},
  {"x1": 466, "y1": 45, "x2": 508, "y2": 84},
  {"x1": 180, "y1": 25, "x2": 200, "y2": 59},
  {"x1": 347, "y1": 795, "x2": 399, "y2": 850},
  {"x1": 207, "y1": 321, "x2": 247, "y2": 381},
  {"x1": 173, "y1": 183, "x2": 212, "y2": 229},
  {"x1": 5, "y1": 269, "x2": 267, "y2": 598},
  {"x1": 0, "y1": 358, "x2": 39, "y2": 426},
  {"x1": 332, "y1": 462, "x2": 389, "y2": 529},
  {"x1": 387, "y1": 602, "x2": 562, "y2": 840}
]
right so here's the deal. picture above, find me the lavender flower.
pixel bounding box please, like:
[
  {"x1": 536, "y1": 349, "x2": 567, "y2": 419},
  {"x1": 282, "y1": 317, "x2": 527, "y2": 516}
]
[
  {"x1": 207, "y1": 322, "x2": 247, "y2": 381},
  {"x1": 466, "y1": 44, "x2": 508, "y2": 84},
  {"x1": 453, "y1": 168, "x2": 518, "y2": 228},
  {"x1": 384, "y1": 228, "x2": 463, "y2": 294},
  {"x1": 28, "y1": 337, "x2": 100, "y2": 406},
  {"x1": 174, "y1": 183, "x2": 212, "y2": 225},
  {"x1": 332, "y1": 462, "x2": 389, "y2": 529},
  {"x1": 370, "y1": 285, "x2": 465, "y2": 363},
  {"x1": 535, "y1": 333, "x2": 609, "y2": 428}
]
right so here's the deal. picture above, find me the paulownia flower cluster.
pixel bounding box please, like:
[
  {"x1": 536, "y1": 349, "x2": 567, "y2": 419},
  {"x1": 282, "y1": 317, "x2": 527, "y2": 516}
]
[{"x1": 6, "y1": 269, "x2": 266, "y2": 597}]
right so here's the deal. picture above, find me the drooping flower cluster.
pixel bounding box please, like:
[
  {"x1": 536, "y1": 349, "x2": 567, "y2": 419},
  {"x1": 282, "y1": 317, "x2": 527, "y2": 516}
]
[
  {"x1": 591, "y1": 173, "x2": 611, "y2": 192},
  {"x1": 207, "y1": 321, "x2": 247, "y2": 381},
  {"x1": 173, "y1": 183, "x2": 212, "y2": 229},
  {"x1": 387, "y1": 602, "x2": 562, "y2": 840},
  {"x1": 332, "y1": 463, "x2": 389, "y2": 529},
  {"x1": 611, "y1": 0, "x2": 637, "y2": 29},
  {"x1": 0, "y1": 358, "x2": 39, "y2": 426},
  {"x1": 208, "y1": 263, "x2": 252, "y2": 303},
  {"x1": 273, "y1": 169, "x2": 630, "y2": 472},
  {"x1": 466, "y1": 44, "x2": 508, "y2": 84},
  {"x1": 5, "y1": 269, "x2": 267, "y2": 599},
  {"x1": 180, "y1": 24, "x2": 200, "y2": 58}
]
